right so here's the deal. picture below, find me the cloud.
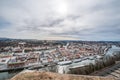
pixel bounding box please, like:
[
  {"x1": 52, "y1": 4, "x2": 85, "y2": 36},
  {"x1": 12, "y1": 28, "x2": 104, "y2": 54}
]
[{"x1": 0, "y1": 0, "x2": 120, "y2": 40}]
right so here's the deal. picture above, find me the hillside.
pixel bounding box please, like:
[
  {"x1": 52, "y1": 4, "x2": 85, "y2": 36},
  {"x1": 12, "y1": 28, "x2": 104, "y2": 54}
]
[{"x1": 11, "y1": 71, "x2": 116, "y2": 80}]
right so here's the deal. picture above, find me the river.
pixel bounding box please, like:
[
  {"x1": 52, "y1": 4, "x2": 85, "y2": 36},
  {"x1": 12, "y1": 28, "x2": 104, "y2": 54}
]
[{"x1": 0, "y1": 71, "x2": 20, "y2": 80}]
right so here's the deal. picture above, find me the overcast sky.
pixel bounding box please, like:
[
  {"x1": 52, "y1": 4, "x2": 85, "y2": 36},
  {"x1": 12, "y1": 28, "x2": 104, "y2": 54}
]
[{"x1": 0, "y1": 0, "x2": 120, "y2": 41}]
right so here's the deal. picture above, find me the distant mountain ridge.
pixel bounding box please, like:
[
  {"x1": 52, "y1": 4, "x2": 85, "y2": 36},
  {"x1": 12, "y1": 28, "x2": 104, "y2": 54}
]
[
  {"x1": 0, "y1": 37, "x2": 120, "y2": 42},
  {"x1": 0, "y1": 37, "x2": 37, "y2": 41},
  {"x1": 0, "y1": 37, "x2": 13, "y2": 41}
]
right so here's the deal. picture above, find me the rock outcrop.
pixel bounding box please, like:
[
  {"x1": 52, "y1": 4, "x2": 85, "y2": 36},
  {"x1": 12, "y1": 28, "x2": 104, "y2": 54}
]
[{"x1": 11, "y1": 71, "x2": 116, "y2": 80}]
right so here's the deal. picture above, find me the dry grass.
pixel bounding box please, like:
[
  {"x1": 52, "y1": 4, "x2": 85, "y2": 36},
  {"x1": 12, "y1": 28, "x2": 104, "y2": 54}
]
[{"x1": 11, "y1": 71, "x2": 116, "y2": 80}]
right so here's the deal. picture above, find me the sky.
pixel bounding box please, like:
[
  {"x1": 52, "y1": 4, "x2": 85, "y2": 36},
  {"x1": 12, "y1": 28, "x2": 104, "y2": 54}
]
[{"x1": 0, "y1": 0, "x2": 120, "y2": 41}]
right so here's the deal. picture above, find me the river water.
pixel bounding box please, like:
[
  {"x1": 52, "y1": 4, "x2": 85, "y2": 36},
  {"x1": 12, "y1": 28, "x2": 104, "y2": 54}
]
[{"x1": 0, "y1": 71, "x2": 19, "y2": 80}]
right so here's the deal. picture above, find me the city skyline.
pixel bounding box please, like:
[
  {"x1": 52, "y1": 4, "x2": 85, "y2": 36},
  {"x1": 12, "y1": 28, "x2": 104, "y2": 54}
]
[{"x1": 0, "y1": 0, "x2": 120, "y2": 41}]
